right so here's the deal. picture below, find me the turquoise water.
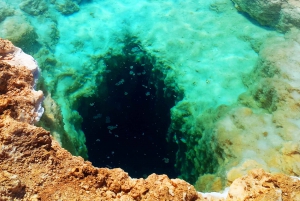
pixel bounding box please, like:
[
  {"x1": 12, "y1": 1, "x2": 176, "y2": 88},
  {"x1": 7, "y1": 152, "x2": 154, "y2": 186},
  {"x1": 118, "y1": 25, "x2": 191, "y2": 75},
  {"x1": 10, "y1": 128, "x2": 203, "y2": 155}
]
[{"x1": 4, "y1": 0, "x2": 300, "y2": 191}]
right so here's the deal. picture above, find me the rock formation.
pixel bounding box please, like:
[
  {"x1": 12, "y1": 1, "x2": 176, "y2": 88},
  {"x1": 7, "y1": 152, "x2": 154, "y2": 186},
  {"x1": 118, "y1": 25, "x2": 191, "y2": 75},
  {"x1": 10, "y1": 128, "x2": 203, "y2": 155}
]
[{"x1": 232, "y1": 0, "x2": 300, "y2": 32}]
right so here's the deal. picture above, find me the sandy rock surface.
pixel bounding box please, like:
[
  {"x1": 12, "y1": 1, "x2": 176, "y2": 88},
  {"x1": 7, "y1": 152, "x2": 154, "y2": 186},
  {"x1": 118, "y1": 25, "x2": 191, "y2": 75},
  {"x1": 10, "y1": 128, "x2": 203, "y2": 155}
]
[{"x1": 1, "y1": 38, "x2": 300, "y2": 200}]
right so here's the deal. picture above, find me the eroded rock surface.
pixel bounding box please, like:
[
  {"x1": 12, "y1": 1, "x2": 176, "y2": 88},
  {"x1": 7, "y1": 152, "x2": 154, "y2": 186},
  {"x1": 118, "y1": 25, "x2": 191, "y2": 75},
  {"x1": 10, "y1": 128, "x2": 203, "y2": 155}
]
[
  {"x1": 227, "y1": 169, "x2": 300, "y2": 201},
  {"x1": 232, "y1": 0, "x2": 300, "y2": 31}
]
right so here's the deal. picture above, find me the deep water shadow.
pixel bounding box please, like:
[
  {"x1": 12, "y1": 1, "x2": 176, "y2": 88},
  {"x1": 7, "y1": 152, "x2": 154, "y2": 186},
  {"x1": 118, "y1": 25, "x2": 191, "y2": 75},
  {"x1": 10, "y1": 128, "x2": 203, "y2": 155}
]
[{"x1": 78, "y1": 45, "x2": 179, "y2": 179}]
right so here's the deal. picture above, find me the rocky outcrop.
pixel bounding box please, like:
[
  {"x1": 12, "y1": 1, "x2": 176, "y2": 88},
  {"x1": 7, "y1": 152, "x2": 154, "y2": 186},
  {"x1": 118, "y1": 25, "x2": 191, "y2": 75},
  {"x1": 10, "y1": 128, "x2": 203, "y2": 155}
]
[
  {"x1": 53, "y1": 0, "x2": 80, "y2": 15},
  {"x1": 233, "y1": 0, "x2": 283, "y2": 26},
  {"x1": 232, "y1": 0, "x2": 300, "y2": 32},
  {"x1": 0, "y1": 2, "x2": 14, "y2": 23},
  {"x1": 1, "y1": 38, "x2": 300, "y2": 200},
  {"x1": 19, "y1": 0, "x2": 48, "y2": 16},
  {"x1": 0, "y1": 16, "x2": 40, "y2": 53},
  {"x1": 0, "y1": 38, "x2": 201, "y2": 200}
]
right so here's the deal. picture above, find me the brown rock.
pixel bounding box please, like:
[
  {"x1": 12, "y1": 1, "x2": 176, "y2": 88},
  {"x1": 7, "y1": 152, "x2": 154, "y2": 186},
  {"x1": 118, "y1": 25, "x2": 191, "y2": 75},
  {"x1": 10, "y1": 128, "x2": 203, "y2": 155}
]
[
  {"x1": 0, "y1": 38, "x2": 16, "y2": 61},
  {"x1": 0, "y1": 38, "x2": 15, "y2": 54},
  {"x1": 227, "y1": 169, "x2": 300, "y2": 201}
]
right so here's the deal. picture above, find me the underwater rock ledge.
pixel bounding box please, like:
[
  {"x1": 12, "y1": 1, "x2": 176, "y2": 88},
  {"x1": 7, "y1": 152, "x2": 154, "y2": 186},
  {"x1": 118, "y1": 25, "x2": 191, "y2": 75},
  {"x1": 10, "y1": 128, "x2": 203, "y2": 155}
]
[{"x1": 1, "y1": 38, "x2": 300, "y2": 200}]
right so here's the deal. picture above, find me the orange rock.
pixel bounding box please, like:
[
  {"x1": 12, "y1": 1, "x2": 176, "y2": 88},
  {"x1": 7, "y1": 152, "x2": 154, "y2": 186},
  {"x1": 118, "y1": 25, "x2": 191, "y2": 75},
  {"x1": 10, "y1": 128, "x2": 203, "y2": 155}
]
[{"x1": 0, "y1": 38, "x2": 15, "y2": 54}]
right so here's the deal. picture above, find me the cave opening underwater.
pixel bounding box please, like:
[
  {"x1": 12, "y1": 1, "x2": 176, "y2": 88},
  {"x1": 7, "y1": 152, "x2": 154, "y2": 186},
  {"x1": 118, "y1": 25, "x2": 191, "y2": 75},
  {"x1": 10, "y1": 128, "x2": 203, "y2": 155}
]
[{"x1": 78, "y1": 43, "x2": 180, "y2": 178}]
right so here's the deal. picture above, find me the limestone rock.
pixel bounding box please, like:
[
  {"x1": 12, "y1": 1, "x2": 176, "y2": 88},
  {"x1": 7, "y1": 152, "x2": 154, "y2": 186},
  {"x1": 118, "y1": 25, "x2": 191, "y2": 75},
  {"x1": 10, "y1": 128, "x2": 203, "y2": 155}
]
[
  {"x1": 227, "y1": 169, "x2": 300, "y2": 201},
  {"x1": 0, "y1": 16, "x2": 39, "y2": 53},
  {"x1": 232, "y1": 0, "x2": 283, "y2": 26},
  {"x1": 53, "y1": 0, "x2": 80, "y2": 15},
  {"x1": 0, "y1": 2, "x2": 14, "y2": 22},
  {"x1": 19, "y1": 0, "x2": 48, "y2": 16},
  {"x1": 232, "y1": 0, "x2": 300, "y2": 32}
]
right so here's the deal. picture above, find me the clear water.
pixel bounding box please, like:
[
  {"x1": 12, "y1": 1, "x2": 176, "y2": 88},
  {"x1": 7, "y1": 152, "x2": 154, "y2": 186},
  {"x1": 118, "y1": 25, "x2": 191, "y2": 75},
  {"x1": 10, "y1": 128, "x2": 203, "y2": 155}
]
[{"x1": 3, "y1": 0, "x2": 299, "y2": 190}]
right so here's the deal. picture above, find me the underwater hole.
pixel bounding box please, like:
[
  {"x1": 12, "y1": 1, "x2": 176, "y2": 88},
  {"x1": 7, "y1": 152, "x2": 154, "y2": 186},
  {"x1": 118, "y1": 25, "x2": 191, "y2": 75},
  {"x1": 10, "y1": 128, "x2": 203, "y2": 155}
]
[{"x1": 78, "y1": 45, "x2": 179, "y2": 178}]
